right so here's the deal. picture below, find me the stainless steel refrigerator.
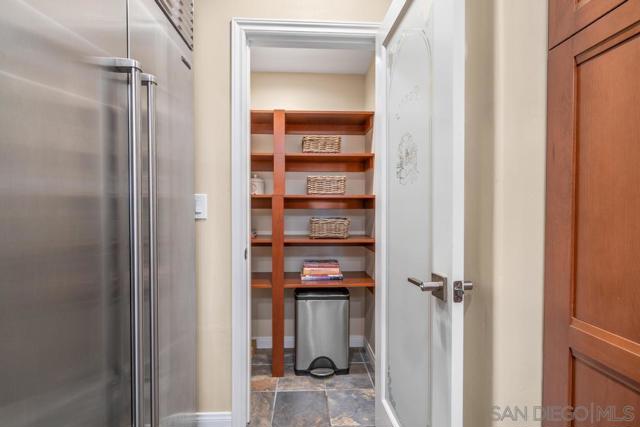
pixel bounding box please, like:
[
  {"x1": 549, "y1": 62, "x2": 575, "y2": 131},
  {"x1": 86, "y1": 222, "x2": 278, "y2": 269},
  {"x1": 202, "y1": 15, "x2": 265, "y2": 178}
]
[{"x1": 0, "y1": 1, "x2": 196, "y2": 426}]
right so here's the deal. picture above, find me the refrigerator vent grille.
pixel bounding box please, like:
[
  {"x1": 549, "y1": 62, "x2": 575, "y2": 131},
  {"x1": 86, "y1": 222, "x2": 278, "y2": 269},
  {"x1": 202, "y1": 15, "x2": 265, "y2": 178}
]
[{"x1": 156, "y1": 0, "x2": 194, "y2": 49}]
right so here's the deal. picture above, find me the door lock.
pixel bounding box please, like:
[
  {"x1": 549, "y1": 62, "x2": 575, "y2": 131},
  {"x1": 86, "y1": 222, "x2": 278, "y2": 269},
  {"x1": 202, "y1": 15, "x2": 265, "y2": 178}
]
[
  {"x1": 453, "y1": 280, "x2": 474, "y2": 303},
  {"x1": 408, "y1": 273, "x2": 447, "y2": 302}
]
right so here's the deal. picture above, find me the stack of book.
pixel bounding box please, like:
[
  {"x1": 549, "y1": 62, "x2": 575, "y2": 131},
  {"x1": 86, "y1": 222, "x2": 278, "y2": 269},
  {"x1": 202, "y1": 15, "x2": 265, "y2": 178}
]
[{"x1": 301, "y1": 259, "x2": 343, "y2": 282}]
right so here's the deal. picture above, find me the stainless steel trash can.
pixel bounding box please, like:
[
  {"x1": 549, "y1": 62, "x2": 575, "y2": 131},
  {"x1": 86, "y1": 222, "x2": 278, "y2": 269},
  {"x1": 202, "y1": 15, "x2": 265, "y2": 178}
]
[{"x1": 295, "y1": 288, "x2": 350, "y2": 377}]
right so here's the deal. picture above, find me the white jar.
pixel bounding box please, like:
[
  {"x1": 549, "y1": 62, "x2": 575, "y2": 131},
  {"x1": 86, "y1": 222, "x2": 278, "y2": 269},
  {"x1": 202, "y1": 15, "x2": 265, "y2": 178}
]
[{"x1": 250, "y1": 173, "x2": 265, "y2": 195}]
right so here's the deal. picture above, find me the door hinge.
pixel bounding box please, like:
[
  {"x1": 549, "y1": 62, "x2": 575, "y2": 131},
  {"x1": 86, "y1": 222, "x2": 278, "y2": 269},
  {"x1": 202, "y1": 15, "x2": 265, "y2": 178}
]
[{"x1": 244, "y1": 248, "x2": 247, "y2": 260}]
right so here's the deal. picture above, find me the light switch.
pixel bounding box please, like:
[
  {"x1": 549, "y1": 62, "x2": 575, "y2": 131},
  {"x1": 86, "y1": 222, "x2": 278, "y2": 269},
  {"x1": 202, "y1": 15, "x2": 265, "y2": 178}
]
[{"x1": 194, "y1": 193, "x2": 207, "y2": 219}]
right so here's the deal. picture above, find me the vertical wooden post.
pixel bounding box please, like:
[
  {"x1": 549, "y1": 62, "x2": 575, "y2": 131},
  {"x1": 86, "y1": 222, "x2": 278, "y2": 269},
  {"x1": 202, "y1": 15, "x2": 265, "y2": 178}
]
[{"x1": 271, "y1": 110, "x2": 286, "y2": 377}]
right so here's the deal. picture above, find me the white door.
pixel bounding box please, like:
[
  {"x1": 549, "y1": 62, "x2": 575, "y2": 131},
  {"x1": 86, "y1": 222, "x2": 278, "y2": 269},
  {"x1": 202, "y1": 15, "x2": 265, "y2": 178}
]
[{"x1": 375, "y1": 0, "x2": 466, "y2": 426}]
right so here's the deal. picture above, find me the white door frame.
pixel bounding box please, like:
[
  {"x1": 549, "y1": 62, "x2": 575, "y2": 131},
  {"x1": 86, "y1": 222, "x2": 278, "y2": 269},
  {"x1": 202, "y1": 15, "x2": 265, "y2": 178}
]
[
  {"x1": 373, "y1": 2, "x2": 404, "y2": 425},
  {"x1": 230, "y1": 18, "x2": 384, "y2": 427}
]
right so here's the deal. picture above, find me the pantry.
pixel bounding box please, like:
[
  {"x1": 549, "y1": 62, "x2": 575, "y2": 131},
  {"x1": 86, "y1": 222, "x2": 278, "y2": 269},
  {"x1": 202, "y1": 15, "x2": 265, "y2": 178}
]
[{"x1": 249, "y1": 54, "x2": 377, "y2": 377}]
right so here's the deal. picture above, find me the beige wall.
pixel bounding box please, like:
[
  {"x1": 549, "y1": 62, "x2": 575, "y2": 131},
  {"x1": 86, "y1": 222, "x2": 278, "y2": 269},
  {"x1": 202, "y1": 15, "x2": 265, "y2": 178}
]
[
  {"x1": 252, "y1": 72, "x2": 369, "y2": 111},
  {"x1": 193, "y1": 0, "x2": 391, "y2": 412},
  {"x1": 464, "y1": 1, "x2": 547, "y2": 426}
]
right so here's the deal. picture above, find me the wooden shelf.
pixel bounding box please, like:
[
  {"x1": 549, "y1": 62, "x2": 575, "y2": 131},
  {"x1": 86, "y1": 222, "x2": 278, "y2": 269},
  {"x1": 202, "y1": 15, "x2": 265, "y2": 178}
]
[
  {"x1": 251, "y1": 272, "x2": 272, "y2": 289},
  {"x1": 284, "y1": 110, "x2": 374, "y2": 135},
  {"x1": 251, "y1": 153, "x2": 274, "y2": 171},
  {"x1": 249, "y1": 110, "x2": 376, "y2": 377},
  {"x1": 252, "y1": 234, "x2": 272, "y2": 246},
  {"x1": 284, "y1": 271, "x2": 375, "y2": 289},
  {"x1": 251, "y1": 194, "x2": 272, "y2": 209},
  {"x1": 252, "y1": 234, "x2": 375, "y2": 248},
  {"x1": 285, "y1": 153, "x2": 374, "y2": 172},
  {"x1": 251, "y1": 110, "x2": 274, "y2": 134},
  {"x1": 284, "y1": 194, "x2": 375, "y2": 209},
  {"x1": 284, "y1": 235, "x2": 374, "y2": 248},
  {"x1": 252, "y1": 110, "x2": 374, "y2": 135},
  {"x1": 253, "y1": 234, "x2": 375, "y2": 248}
]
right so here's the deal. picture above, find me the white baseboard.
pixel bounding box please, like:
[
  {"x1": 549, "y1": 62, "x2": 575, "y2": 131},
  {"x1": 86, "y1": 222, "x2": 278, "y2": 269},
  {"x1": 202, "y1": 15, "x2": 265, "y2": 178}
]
[
  {"x1": 350, "y1": 335, "x2": 365, "y2": 348},
  {"x1": 161, "y1": 412, "x2": 193, "y2": 427},
  {"x1": 364, "y1": 337, "x2": 376, "y2": 364},
  {"x1": 192, "y1": 412, "x2": 232, "y2": 427},
  {"x1": 254, "y1": 335, "x2": 365, "y2": 350},
  {"x1": 160, "y1": 412, "x2": 231, "y2": 427},
  {"x1": 254, "y1": 335, "x2": 295, "y2": 349}
]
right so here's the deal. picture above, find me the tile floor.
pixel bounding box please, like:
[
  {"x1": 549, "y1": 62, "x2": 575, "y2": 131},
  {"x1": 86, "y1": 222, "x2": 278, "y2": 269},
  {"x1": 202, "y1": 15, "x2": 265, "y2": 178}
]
[{"x1": 251, "y1": 348, "x2": 376, "y2": 427}]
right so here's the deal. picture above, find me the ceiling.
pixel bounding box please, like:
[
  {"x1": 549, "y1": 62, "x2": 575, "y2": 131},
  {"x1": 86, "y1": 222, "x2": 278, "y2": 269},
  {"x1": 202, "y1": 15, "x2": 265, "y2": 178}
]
[{"x1": 250, "y1": 47, "x2": 374, "y2": 75}]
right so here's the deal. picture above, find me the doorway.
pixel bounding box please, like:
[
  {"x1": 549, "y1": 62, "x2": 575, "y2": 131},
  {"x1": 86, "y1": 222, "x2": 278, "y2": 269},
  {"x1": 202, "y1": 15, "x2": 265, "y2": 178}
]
[
  {"x1": 230, "y1": 19, "x2": 385, "y2": 427},
  {"x1": 231, "y1": 1, "x2": 467, "y2": 424}
]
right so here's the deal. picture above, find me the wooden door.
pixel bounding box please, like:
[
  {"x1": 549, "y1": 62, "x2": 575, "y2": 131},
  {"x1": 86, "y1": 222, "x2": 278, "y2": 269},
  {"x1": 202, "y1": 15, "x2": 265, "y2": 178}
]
[
  {"x1": 545, "y1": 1, "x2": 640, "y2": 425},
  {"x1": 549, "y1": 0, "x2": 627, "y2": 48}
]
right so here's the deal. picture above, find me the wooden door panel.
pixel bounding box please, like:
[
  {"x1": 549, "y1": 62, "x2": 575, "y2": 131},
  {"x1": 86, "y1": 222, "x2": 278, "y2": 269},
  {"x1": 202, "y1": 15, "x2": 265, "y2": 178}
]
[
  {"x1": 574, "y1": 31, "x2": 640, "y2": 343},
  {"x1": 573, "y1": 357, "x2": 640, "y2": 426},
  {"x1": 549, "y1": 0, "x2": 627, "y2": 48},
  {"x1": 544, "y1": 39, "x2": 575, "y2": 421},
  {"x1": 569, "y1": 320, "x2": 640, "y2": 387},
  {"x1": 545, "y1": 1, "x2": 640, "y2": 424}
]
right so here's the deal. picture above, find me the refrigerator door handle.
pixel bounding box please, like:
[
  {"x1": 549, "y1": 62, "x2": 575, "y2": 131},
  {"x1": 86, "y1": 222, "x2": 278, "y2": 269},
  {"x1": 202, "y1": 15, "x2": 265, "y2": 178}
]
[
  {"x1": 97, "y1": 57, "x2": 145, "y2": 427},
  {"x1": 142, "y1": 72, "x2": 159, "y2": 427}
]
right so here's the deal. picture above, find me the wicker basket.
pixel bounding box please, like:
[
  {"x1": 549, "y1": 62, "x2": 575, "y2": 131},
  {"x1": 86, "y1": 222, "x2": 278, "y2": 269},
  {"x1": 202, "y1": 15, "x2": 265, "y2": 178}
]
[
  {"x1": 309, "y1": 217, "x2": 351, "y2": 239},
  {"x1": 302, "y1": 135, "x2": 342, "y2": 153},
  {"x1": 307, "y1": 176, "x2": 346, "y2": 195}
]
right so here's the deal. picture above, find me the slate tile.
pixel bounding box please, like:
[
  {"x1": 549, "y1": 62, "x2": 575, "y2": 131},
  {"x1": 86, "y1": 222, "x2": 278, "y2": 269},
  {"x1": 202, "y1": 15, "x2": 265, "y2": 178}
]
[
  {"x1": 277, "y1": 366, "x2": 326, "y2": 391},
  {"x1": 272, "y1": 391, "x2": 330, "y2": 427},
  {"x1": 252, "y1": 348, "x2": 293, "y2": 366},
  {"x1": 327, "y1": 389, "x2": 375, "y2": 426},
  {"x1": 251, "y1": 392, "x2": 275, "y2": 427},
  {"x1": 252, "y1": 364, "x2": 278, "y2": 392},
  {"x1": 350, "y1": 348, "x2": 365, "y2": 364},
  {"x1": 253, "y1": 349, "x2": 272, "y2": 366},
  {"x1": 325, "y1": 364, "x2": 373, "y2": 390},
  {"x1": 285, "y1": 348, "x2": 294, "y2": 365}
]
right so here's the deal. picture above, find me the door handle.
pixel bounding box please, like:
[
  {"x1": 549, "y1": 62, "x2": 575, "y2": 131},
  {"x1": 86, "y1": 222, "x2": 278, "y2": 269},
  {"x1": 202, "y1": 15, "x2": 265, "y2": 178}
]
[
  {"x1": 97, "y1": 57, "x2": 145, "y2": 427},
  {"x1": 408, "y1": 273, "x2": 447, "y2": 302},
  {"x1": 142, "y1": 73, "x2": 159, "y2": 427}
]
